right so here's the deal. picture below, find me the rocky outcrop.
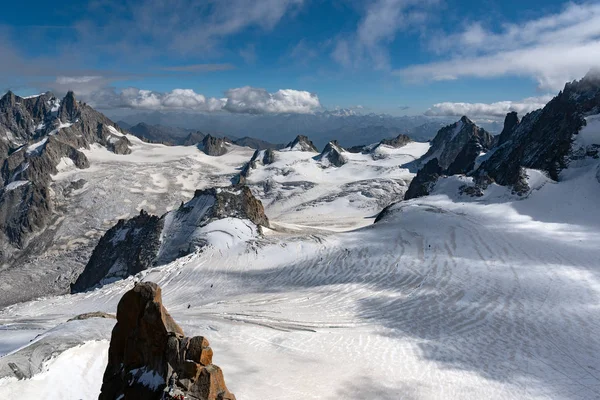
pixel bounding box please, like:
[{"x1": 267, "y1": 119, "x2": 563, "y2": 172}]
[
  {"x1": 497, "y1": 111, "x2": 520, "y2": 147},
  {"x1": 421, "y1": 116, "x2": 493, "y2": 170},
  {"x1": 72, "y1": 186, "x2": 269, "y2": 292},
  {"x1": 378, "y1": 133, "x2": 412, "y2": 148},
  {"x1": 315, "y1": 140, "x2": 347, "y2": 167},
  {"x1": 0, "y1": 90, "x2": 131, "y2": 253},
  {"x1": 473, "y1": 71, "x2": 600, "y2": 193},
  {"x1": 199, "y1": 135, "x2": 228, "y2": 156},
  {"x1": 70, "y1": 210, "x2": 164, "y2": 293},
  {"x1": 404, "y1": 158, "x2": 444, "y2": 200},
  {"x1": 284, "y1": 135, "x2": 319, "y2": 152},
  {"x1": 99, "y1": 282, "x2": 236, "y2": 400},
  {"x1": 236, "y1": 149, "x2": 276, "y2": 184}
]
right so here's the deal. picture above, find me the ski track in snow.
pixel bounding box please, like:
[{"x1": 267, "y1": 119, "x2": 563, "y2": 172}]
[{"x1": 1, "y1": 132, "x2": 600, "y2": 399}]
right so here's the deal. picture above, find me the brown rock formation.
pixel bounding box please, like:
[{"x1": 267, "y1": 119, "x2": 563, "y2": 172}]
[{"x1": 99, "y1": 282, "x2": 236, "y2": 400}]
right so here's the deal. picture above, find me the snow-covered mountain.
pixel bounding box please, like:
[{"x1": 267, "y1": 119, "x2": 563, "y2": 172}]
[{"x1": 0, "y1": 73, "x2": 600, "y2": 400}]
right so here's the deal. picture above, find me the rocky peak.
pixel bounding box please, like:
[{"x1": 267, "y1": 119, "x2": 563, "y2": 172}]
[
  {"x1": 58, "y1": 91, "x2": 79, "y2": 122},
  {"x1": 497, "y1": 111, "x2": 520, "y2": 146},
  {"x1": 316, "y1": 140, "x2": 347, "y2": 167},
  {"x1": 0, "y1": 91, "x2": 16, "y2": 109},
  {"x1": 285, "y1": 135, "x2": 318, "y2": 152},
  {"x1": 422, "y1": 116, "x2": 493, "y2": 170},
  {"x1": 99, "y1": 282, "x2": 236, "y2": 400},
  {"x1": 199, "y1": 134, "x2": 228, "y2": 156}
]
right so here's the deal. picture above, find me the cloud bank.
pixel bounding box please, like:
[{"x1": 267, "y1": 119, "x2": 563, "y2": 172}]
[
  {"x1": 424, "y1": 96, "x2": 553, "y2": 118},
  {"x1": 71, "y1": 83, "x2": 321, "y2": 114},
  {"x1": 396, "y1": 3, "x2": 600, "y2": 90}
]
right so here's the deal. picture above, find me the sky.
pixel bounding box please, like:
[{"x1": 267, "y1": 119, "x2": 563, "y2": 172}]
[{"x1": 1, "y1": 0, "x2": 599, "y2": 118}]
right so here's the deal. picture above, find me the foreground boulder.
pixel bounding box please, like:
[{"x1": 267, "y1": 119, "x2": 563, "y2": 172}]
[{"x1": 99, "y1": 282, "x2": 236, "y2": 400}]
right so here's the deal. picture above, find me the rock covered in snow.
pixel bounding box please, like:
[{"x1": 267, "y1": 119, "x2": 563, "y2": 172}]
[
  {"x1": 72, "y1": 186, "x2": 269, "y2": 292},
  {"x1": 315, "y1": 140, "x2": 347, "y2": 167},
  {"x1": 0, "y1": 90, "x2": 131, "y2": 253},
  {"x1": 284, "y1": 135, "x2": 319, "y2": 152},
  {"x1": 99, "y1": 282, "x2": 236, "y2": 400}
]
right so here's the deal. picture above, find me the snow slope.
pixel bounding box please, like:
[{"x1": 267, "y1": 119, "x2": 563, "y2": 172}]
[
  {"x1": 1, "y1": 120, "x2": 600, "y2": 399},
  {"x1": 245, "y1": 141, "x2": 429, "y2": 230},
  {"x1": 0, "y1": 135, "x2": 255, "y2": 307}
]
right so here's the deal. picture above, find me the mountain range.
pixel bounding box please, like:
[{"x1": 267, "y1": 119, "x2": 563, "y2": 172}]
[{"x1": 0, "y1": 72, "x2": 599, "y2": 399}]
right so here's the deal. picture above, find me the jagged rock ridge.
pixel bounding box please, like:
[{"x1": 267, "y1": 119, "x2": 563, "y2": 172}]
[
  {"x1": 315, "y1": 140, "x2": 347, "y2": 167},
  {"x1": 99, "y1": 282, "x2": 235, "y2": 400},
  {"x1": 0, "y1": 91, "x2": 130, "y2": 255},
  {"x1": 72, "y1": 186, "x2": 269, "y2": 292}
]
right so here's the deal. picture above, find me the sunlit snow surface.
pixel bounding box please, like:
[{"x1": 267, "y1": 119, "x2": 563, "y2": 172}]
[{"x1": 1, "y1": 122, "x2": 600, "y2": 399}]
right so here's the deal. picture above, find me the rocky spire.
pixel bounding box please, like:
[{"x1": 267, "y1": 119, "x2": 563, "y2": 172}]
[
  {"x1": 0, "y1": 91, "x2": 16, "y2": 109},
  {"x1": 497, "y1": 111, "x2": 520, "y2": 146},
  {"x1": 58, "y1": 91, "x2": 79, "y2": 122},
  {"x1": 99, "y1": 282, "x2": 236, "y2": 400}
]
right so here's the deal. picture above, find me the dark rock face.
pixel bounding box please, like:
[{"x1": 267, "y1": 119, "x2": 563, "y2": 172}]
[
  {"x1": 404, "y1": 158, "x2": 444, "y2": 200},
  {"x1": 71, "y1": 210, "x2": 164, "y2": 293},
  {"x1": 99, "y1": 282, "x2": 236, "y2": 400},
  {"x1": 422, "y1": 116, "x2": 493, "y2": 170},
  {"x1": 474, "y1": 71, "x2": 600, "y2": 193},
  {"x1": 236, "y1": 149, "x2": 276, "y2": 185},
  {"x1": 446, "y1": 135, "x2": 486, "y2": 176},
  {"x1": 315, "y1": 140, "x2": 347, "y2": 167},
  {"x1": 0, "y1": 91, "x2": 131, "y2": 252},
  {"x1": 497, "y1": 111, "x2": 520, "y2": 147},
  {"x1": 72, "y1": 186, "x2": 269, "y2": 292},
  {"x1": 379, "y1": 133, "x2": 412, "y2": 148},
  {"x1": 199, "y1": 134, "x2": 228, "y2": 156},
  {"x1": 284, "y1": 135, "x2": 319, "y2": 152}
]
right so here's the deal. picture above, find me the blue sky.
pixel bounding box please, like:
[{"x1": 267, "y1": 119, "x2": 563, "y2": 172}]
[{"x1": 1, "y1": 0, "x2": 599, "y2": 117}]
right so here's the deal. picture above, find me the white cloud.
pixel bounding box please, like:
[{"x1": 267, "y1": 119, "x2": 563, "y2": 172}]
[
  {"x1": 79, "y1": 84, "x2": 320, "y2": 114},
  {"x1": 223, "y1": 87, "x2": 321, "y2": 114},
  {"x1": 397, "y1": 3, "x2": 600, "y2": 90},
  {"x1": 332, "y1": 0, "x2": 438, "y2": 70},
  {"x1": 424, "y1": 95, "x2": 553, "y2": 118}
]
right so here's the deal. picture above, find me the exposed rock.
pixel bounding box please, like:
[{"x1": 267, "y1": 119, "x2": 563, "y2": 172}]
[
  {"x1": 0, "y1": 91, "x2": 131, "y2": 254},
  {"x1": 446, "y1": 135, "x2": 486, "y2": 175},
  {"x1": 378, "y1": 133, "x2": 412, "y2": 148},
  {"x1": 497, "y1": 111, "x2": 520, "y2": 147},
  {"x1": 284, "y1": 135, "x2": 319, "y2": 152},
  {"x1": 474, "y1": 71, "x2": 600, "y2": 191},
  {"x1": 199, "y1": 135, "x2": 228, "y2": 156},
  {"x1": 315, "y1": 140, "x2": 347, "y2": 167},
  {"x1": 237, "y1": 148, "x2": 276, "y2": 185},
  {"x1": 421, "y1": 116, "x2": 493, "y2": 170},
  {"x1": 404, "y1": 158, "x2": 444, "y2": 200},
  {"x1": 72, "y1": 186, "x2": 269, "y2": 292},
  {"x1": 71, "y1": 210, "x2": 164, "y2": 293},
  {"x1": 99, "y1": 282, "x2": 236, "y2": 400}
]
